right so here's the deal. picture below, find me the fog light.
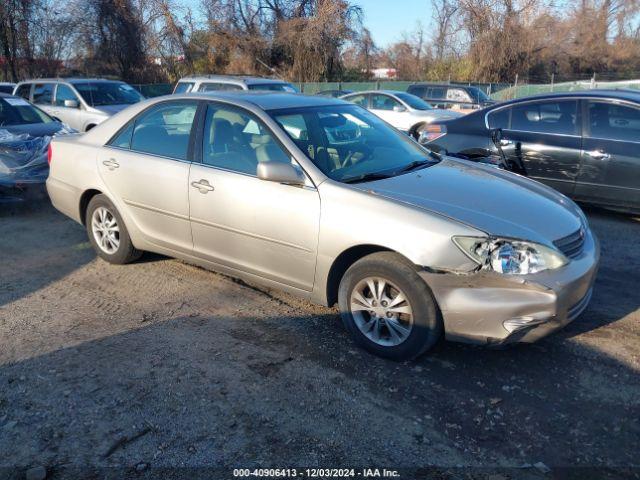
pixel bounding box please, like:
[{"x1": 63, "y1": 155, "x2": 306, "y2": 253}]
[{"x1": 503, "y1": 316, "x2": 548, "y2": 333}]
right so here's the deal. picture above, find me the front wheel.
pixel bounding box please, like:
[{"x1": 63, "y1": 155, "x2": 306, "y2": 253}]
[
  {"x1": 86, "y1": 194, "x2": 142, "y2": 264},
  {"x1": 338, "y1": 252, "x2": 442, "y2": 360}
]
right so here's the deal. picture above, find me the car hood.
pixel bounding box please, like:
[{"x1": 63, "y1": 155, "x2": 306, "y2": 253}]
[
  {"x1": 91, "y1": 104, "x2": 131, "y2": 115},
  {"x1": 352, "y1": 158, "x2": 583, "y2": 244}
]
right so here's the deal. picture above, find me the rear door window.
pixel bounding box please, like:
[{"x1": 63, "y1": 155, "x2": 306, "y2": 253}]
[
  {"x1": 509, "y1": 100, "x2": 578, "y2": 135},
  {"x1": 33, "y1": 83, "x2": 54, "y2": 105},
  {"x1": 346, "y1": 94, "x2": 368, "y2": 107},
  {"x1": 129, "y1": 101, "x2": 199, "y2": 160},
  {"x1": 199, "y1": 82, "x2": 243, "y2": 92},
  {"x1": 587, "y1": 101, "x2": 640, "y2": 142},
  {"x1": 370, "y1": 94, "x2": 401, "y2": 111},
  {"x1": 427, "y1": 87, "x2": 446, "y2": 100}
]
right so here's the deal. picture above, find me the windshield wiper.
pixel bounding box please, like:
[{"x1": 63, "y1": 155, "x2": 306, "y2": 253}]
[
  {"x1": 396, "y1": 159, "x2": 436, "y2": 174},
  {"x1": 341, "y1": 171, "x2": 394, "y2": 184}
]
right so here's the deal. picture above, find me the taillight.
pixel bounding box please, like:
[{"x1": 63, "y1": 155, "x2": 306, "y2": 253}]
[
  {"x1": 419, "y1": 124, "x2": 447, "y2": 144},
  {"x1": 47, "y1": 143, "x2": 53, "y2": 165}
]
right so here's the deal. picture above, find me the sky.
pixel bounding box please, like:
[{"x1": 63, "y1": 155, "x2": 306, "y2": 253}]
[
  {"x1": 182, "y1": 0, "x2": 434, "y2": 48},
  {"x1": 354, "y1": 0, "x2": 433, "y2": 47}
]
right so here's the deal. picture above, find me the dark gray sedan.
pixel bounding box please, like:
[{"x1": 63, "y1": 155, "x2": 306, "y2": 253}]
[{"x1": 421, "y1": 90, "x2": 640, "y2": 214}]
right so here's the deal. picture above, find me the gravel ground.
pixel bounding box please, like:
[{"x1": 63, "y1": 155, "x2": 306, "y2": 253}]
[{"x1": 0, "y1": 199, "x2": 638, "y2": 480}]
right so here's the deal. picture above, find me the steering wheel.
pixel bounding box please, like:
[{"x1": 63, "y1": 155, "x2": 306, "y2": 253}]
[{"x1": 340, "y1": 143, "x2": 373, "y2": 168}]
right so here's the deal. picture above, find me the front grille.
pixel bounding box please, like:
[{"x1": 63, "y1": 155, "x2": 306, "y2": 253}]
[{"x1": 554, "y1": 227, "x2": 585, "y2": 259}]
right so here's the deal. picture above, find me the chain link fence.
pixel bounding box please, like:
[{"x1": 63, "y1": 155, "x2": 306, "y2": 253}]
[{"x1": 131, "y1": 80, "x2": 508, "y2": 98}]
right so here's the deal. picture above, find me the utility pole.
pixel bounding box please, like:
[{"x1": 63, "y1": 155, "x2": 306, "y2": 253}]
[
  {"x1": 550, "y1": 73, "x2": 555, "y2": 92},
  {"x1": 513, "y1": 74, "x2": 519, "y2": 99}
]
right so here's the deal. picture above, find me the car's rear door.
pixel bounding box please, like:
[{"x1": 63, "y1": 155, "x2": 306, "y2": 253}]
[
  {"x1": 98, "y1": 100, "x2": 199, "y2": 253},
  {"x1": 499, "y1": 98, "x2": 582, "y2": 196},
  {"x1": 576, "y1": 99, "x2": 640, "y2": 210},
  {"x1": 188, "y1": 102, "x2": 320, "y2": 291}
]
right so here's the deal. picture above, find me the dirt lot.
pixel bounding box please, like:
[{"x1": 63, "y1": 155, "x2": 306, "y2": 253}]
[{"x1": 0, "y1": 198, "x2": 639, "y2": 479}]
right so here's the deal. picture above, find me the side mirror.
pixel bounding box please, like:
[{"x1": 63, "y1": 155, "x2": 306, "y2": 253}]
[
  {"x1": 64, "y1": 99, "x2": 79, "y2": 108},
  {"x1": 257, "y1": 162, "x2": 306, "y2": 186},
  {"x1": 393, "y1": 105, "x2": 406, "y2": 112}
]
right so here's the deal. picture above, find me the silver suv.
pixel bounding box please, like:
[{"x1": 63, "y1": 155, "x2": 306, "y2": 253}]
[
  {"x1": 13, "y1": 78, "x2": 144, "y2": 132},
  {"x1": 173, "y1": 75, "x2": 298, "y2": 94}
]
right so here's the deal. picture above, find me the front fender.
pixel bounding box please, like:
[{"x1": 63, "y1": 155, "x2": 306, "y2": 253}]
[{"x1": 311, "y1": 181, "x2": 484, "y2": 305}]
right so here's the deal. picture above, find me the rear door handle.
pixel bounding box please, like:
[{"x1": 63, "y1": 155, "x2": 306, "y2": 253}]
[
  {"x1": 586, "y1": 150, "x2": 610, "y2": 160},
  {"x1": 191, "y1": 179, "x2": 215, "y2": 194},
  {"x1": 102, "y1": 159, "x2": 120, "y2": 170}
]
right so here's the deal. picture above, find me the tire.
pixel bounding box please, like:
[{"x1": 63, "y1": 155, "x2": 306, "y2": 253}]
[
  {"x1": 85, "y1": 194, "x2": 142, "y2": 264},
  {"x1": 338, "y1": 252, "x2": 442, "y2": 360}
]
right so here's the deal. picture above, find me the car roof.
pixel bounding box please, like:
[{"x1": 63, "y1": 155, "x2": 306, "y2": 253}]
[
  {"x1": 410, "y1": 83, "x2": 477, "y2": 89},
  {"x1": 178, "y1": 75, "x2": 291, "y2": 86},
  {"x1": 343, "y1": 90, "x2": 406, "y2": 96},
  {"x1": 493, "y1": 89, "x2": 640, "y2": 107},
  {"x1": 176, "y1": 91, "x2": 345, "y2": 110}
]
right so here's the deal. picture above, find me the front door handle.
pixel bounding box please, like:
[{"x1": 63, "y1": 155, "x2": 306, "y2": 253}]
[
  {"x1": 499, "y1": 139, "x2": 513, "y2": 147},
  {"x1": 586, "y1": 150, "x2": 610, "y2": 160},
  {"x1": 102, "y1": 158, "x2": 120, "y2": 170},
  {"x1": 191, "y1": 179, "x2": 215, "y2": 194}
]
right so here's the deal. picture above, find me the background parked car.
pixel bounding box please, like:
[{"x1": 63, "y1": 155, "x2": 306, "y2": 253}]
[
  {"x1": 173, "y1": 75, "x2": 298, "y2": 94},
  {"x1": 0, "y1": 82, "x2": 16, "y2": 94},
  {"x1": 315, "y1": 89, "x2": 354, "y2": 97},
  {"x1": 13, "y1": 78, "x2": 144, "y2": 132},
  {"x1": 421, "y1": 90, "x2": 640, "y2": 213},
  {"x1": 407, "y1": 83, "x2": 495, "y2": 111},
  {"x1": 0, "y1": 92, "x2": 70, "y2": 192},
  {"x1": 341, "y1": 90, "x2": 463, "y2": 139}
]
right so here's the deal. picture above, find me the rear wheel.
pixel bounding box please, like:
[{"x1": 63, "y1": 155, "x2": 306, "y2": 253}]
[
  {"x1": 338, "y1": 252, "x2": 442, "y2": 360},
  {"x1": 86, "y1": 194, "x2": 141, "y2": 264}
]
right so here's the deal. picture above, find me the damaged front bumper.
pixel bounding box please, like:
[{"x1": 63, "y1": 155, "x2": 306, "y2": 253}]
[{"x1": 420, "y1": 229, "x2": 600, "y2": 345}]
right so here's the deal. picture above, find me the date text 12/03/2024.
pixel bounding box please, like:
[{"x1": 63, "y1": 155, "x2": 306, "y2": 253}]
[{"x1": 233, "y1": 468, "x2": 401, "y2": 477}]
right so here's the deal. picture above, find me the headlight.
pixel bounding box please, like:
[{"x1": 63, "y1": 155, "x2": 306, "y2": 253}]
[{"x1": 453, "y1": 236, "x2": 568, "y2": 275}]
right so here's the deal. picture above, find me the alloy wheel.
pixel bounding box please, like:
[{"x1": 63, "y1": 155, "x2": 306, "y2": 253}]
[
  {"x1": 349, "y1": 276, "x2": 414, "y2": 347},
  {"x1": 91, "y1": 206, "x2": 120, "y2": 254}
]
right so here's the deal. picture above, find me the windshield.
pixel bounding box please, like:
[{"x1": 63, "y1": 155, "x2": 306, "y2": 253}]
[
  {"x1": 248, "y1": 83, "x2": 298, "y2": 93},
  {"x1": 271, "y1": 105, "x2": 438, "y2": 183},
  {"x1": 468, "y1": 87, "x2": 490, "y2": 102},
  {"x1": 395, "y1": 92, "x2": 433, "y2": 110},
  {"x1": 73, "y1": 82, "x2": 144, "y2": 106},
  {"x1": 0, "y1": 96, "x2": 54, "y2": 126}
]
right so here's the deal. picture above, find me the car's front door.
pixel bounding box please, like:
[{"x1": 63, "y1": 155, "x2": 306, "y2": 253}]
[
  {"x1": 31, "y1": 83, "x2": 55, "y2": 116},
  {"x1": 576, "y1": 99, "x2": 640, "y2": 210},
  {"x1": 98, "y1": 100, "x2": 199, "y2": 253},
  {"x1": 188, "y1": 102, "x2": 320, "y2": 290},
  {"x1": 50, "y1": 84, "x2": 83, "y2": 130},
  {"x1": 369, "y1": 94, "x2": 409, "y2": 131},
  {"x1": 499, "y1": 99, "x2": 582, "y2": 196}
]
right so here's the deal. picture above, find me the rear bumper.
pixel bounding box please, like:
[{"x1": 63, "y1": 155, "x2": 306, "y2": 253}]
[
  {"x1": 46, "y1": 176, "x2": 83, "y2": 223},
  {"x1": 420, "y1": 228, "x2": 600, "y2": 345}
]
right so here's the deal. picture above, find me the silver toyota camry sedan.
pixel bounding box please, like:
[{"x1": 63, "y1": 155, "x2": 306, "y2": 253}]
[{"x1": 47, "y1": 92, "x2": 599, "y2": 360}]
